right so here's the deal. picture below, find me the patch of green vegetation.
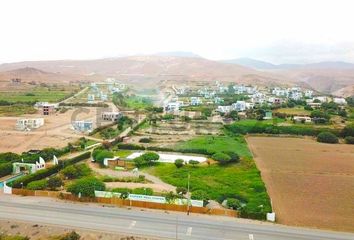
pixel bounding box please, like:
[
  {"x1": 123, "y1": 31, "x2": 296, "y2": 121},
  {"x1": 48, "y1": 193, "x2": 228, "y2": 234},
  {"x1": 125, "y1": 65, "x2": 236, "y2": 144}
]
[
  {"x1": 174, "y1": 136, "x2": 253, "y2": 159},
  {"x1": 125, "y1": 96, "x2": 153, "y2": 109},
  {"x1": 0, "y1": 87, "x2": 76, "y2": 103},
  {"x1": 274, "y1": 106, "x2": 311, "y2": 115},
  {"x1": 0, "y1": 104, "x2": 37, "y2": 116},
  {"x1": 144, "y1": 160, "x2": 271, "y2": 219},
  {"x1": 113, "y1": 150, "x2": 133, "y2": 158}
]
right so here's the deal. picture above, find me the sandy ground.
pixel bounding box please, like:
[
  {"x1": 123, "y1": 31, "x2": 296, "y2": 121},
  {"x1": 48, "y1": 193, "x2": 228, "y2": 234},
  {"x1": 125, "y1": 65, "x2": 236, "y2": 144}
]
[
  {"x1": 0, "y1": 108, "x2": 103, "y2": 153},
  {"x1": 0, "y1": 219, "x2": 160, "y2": 240},
  {"x1": 247, "y1": 136, "x2": 354, "y2": 232}
]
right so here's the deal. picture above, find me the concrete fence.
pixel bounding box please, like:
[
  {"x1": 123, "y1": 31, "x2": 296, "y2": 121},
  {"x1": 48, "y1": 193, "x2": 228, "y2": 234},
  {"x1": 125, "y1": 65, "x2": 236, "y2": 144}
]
[{"x1": 11, "y1": 189, "x2": 238, "y2": 217}]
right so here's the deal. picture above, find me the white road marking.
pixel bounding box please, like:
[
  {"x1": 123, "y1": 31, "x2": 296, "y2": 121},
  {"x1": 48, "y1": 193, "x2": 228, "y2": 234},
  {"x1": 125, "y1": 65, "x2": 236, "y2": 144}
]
[
  {"x1": 186, "y1": 227, "x2": 193, "y2": 236},
  {"x1": 129, "y1": 220, "x2": 136, "y2": 229},
  {"x1": 249, "y1": 234, "x2": 254, "y2": 240}
]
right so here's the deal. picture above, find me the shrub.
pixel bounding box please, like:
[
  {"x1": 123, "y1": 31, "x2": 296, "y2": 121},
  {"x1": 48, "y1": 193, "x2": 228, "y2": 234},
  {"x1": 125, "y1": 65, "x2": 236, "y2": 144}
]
[
  {"x1": 67, "y1": 177, "x2": 105, "y2": 197},
  {"x1": 317, "y1": 132, "x2": 339, "y2": 144},
  {"x1": 226, "y1": 198, "x2": 242, "y2": 210},
  {"x1": 117, "y1": 143, "x2": 145, "y2": 150},
  {"x1": 47, "y1": 176, "x2": 63, "y2": 190},
  {"x1": 191, "y1": 189, "x2": 209, "y2": 200},
  {"x1": 61, "y1": 165, "x2": 77, "y2": 179},
  {"x1": 188, "y1": 160, "x2": 199, "y2": 167},
  {"x1": 345, "y1": 136, "x2": 354, "y2": 144},
  {"x1": 174, "y1": 159, "x2": 184, "y2": 168},
  {"x1": 27, "y1": 179, "x2": 48, "y2": 190},
  {"x1": 139, "y1": 138, "x2": 151, "y2": 143},
  {"x1": 141, "y1": 152, "x2": 159, "y2": 162},
  {"x1": 95, "y1": 150, "x2": 114, "y2": 166},
  {"x1": 59, "y1": 231, "x2": 81, "y2": 240},
  {"x1": 222, "y1": 151, "x2": 240, "y2": 163},
  {"x1": 341, "y1": 124, "x2": 354, "y2": 138},
  {"x1": 212, "y1": 152, "x2": 231, "y2": 165},
  {"x1": 176, "y1": 187, "x2": 187, "y2": 195},
  {"x1": 133, "y1": 156, "x2": 146, "y2": 168},
  {"x1": 0, "y1": 162, "x2": 13, "y2": 178}
]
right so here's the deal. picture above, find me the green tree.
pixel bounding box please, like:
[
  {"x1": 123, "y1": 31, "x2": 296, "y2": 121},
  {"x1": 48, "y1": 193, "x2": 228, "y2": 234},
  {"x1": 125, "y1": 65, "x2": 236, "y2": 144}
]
[
  {"x1": 317, "y1": 132, "x2": 339, "y2": 144},
  {"x1": 47, "y1": 176, "x2": 63, "y2": 190},
  {"x1": 188, "y1": 160, "x2": 199, "y2": 167},
  {"x1": 212, "y1": 152, "x2": 231, "y2": 165},
  {"x1": 227, "y1": 198, "x2": 242, "y2": 210},
  {"x1": 174, "y1": 159, "x2": 184, "y2": 168},
  {"x1": 67, "y1": 177, "x2": 105, "y2": 197},
  {"x1": 141, "y1": 152, "x2": 159, "y2": 165},
  {"x1": 95, "y1": 150, "x2": 114, "y2": 166}
]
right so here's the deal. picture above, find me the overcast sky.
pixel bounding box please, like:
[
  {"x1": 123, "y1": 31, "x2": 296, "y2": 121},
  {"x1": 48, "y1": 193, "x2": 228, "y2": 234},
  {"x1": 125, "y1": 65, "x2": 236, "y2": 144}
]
[{"x1": 1, "y1": 0, "x2": 354, "y2": 64}]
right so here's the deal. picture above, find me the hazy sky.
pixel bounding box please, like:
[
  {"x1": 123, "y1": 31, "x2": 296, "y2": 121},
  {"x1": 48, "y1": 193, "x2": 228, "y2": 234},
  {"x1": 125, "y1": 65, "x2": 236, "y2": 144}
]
[{"x1": 1, "y1": 0, "x2": 354, "y2": 64}]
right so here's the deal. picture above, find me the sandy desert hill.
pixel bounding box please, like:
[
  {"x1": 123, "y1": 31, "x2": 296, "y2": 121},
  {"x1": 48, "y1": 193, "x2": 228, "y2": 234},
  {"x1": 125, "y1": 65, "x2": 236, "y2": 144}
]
[{"x1": 0, "y1": 56, "x2": 295, "y2": 89}]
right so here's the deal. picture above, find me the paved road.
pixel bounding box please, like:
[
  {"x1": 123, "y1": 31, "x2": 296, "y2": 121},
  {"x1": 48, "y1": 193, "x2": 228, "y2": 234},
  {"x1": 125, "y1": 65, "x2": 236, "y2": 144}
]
[{"x1": 0, "y1": 196, "x2": 353, "y2": 240}]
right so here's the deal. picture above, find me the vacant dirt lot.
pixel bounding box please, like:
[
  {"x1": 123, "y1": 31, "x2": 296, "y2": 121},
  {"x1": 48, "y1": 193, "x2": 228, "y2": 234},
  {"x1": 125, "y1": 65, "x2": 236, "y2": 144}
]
[
  {"x1": 247, "y1": 136, "x2": 354, "y2": 232},
  {"x1": 0, "y1": 108, "x2": 101, "y2": 153}
]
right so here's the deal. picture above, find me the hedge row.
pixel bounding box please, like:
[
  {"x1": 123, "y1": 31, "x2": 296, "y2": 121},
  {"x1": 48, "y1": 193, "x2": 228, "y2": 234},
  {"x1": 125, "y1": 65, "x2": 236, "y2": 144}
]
[
  {"x1": 11, "y1": 152, "x2": 91, "y2": 188},
  {"x1": 225, "y1": 123, "x2": 340, "y2": 136},
  {"x1": 0, "y1": 162, "x2": 13, "y2": 178}
]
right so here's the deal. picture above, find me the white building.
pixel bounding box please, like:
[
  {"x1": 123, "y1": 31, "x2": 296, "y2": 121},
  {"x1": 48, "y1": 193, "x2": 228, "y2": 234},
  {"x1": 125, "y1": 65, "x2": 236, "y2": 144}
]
[
  {"x1": 16, "y1": 118, "x2": 44, "y2": 131},
  {"x1": 166, "y1": 101, "x2": 183, "y2": 112},
  {"x1": 101, "y1": 112, "x2": 122, "y2": 121},
  {"x1": 333, "y1": 97, "x2": 347, "y2": 105},
  {"x1": 313, "y1": 96, "x2": 328, "y2": 103},
  {"x1": 232, "y1": 101, "x2": 247, "y2": 112},
  {"x1": 293, "y1": 116, "x2": 312, "y2": 123},
  {"x1": 72, "y1": 120, "x2": 93, "y2": 133},
  {"x1": 190, "y1": 97, "x2": 202, "y2": 106},
  {"x1": 304, "y1": 90, "x2": 313, "y2": 98},
  {"x1": 217, "y1": 105, "x2": 232, "y2": 113}
]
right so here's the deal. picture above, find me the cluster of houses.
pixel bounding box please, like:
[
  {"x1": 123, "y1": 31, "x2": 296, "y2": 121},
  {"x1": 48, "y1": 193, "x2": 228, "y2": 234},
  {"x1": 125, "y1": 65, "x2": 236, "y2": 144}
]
[
  {"x1": 88, "y1": 81, "x2": 126, "y2": 103},
  {"x1": 167, "y1": 82, "x2": 348, "y2": 119}
]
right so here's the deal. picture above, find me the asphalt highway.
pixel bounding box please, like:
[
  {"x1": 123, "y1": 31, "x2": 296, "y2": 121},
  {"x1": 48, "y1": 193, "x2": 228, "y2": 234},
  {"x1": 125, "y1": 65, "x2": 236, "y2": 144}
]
[{"x1": 0, "y1": 196, "x2": 353, "y2": 240}]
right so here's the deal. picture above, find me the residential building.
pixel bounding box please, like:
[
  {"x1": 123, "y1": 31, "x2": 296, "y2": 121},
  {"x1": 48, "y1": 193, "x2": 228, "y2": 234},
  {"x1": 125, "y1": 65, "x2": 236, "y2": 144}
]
[
  {"x1": 217, "y1": 105, "x2": 232, "y2": 113},
  {"x1": 72, "y1": 120, "x2": 93, "y2": 132},
  {"x1": 232, "y1": 101, "x2": 247, "y2": 112},
  {"x1": 16, "y1": 118, "x2": 44, "y2": 131},
  {"x1": 304, "y1": 90, "x2": 313, "y2": 98},
  {"x1": 101, "y1": 112, "x2": 122, "y2": 121}
]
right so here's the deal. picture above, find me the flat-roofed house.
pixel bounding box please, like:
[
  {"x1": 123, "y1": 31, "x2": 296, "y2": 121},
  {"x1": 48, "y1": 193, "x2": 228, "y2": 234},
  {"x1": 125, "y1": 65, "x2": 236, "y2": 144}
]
[
  {"x1": 71, "y1": 120, "x2": 93, "y2": 133},
  {"x1": 16, "y1": 118, "x2": 44, "y2": 131}
]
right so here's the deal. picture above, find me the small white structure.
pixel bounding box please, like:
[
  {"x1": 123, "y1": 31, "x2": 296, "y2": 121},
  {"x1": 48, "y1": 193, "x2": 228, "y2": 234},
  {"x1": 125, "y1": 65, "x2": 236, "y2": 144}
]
[
  {"x1": 267, "y1": 212, "x2": 276, "y2": 222},
  {"x1": 101, "y1": 111, "x2": 122, "y2": 121},
  {"x1": 293, "y1": 116, "x2": 312, "y2": 123},
  {"x1": 127, "y1": 152, "x2": 207, "y2": 163},
  {"x1": 100, "y1": 94, "x2": 108, "y2": 101},
  {"x1": 53, "y1": 155, "x2": 59, "y2": 165},
  {"x1": 190, "y1": 97, "x2": 202, "y2": 106},
  {"x1": 16, "y1": 118, "x2": 44, "y2": 131},
  {"x1": 304, "y1": 90, "x2": 313, "y2": 98},
  {"x1": 313, "y1": 96, "x2": 328, "y2": 103},
  {"x1": 71, "y1": 120, "x2": 93, "y2": 133},
  {"x1": 87, "y1": 94, "x2": 95, "y2": 103}
]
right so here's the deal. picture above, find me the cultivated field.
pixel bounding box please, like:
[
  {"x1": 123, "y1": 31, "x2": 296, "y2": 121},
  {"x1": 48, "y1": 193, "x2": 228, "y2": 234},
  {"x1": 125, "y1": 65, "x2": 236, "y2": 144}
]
[{"x1": 247, "y1": 136, "x2": 354, "y2": 232}]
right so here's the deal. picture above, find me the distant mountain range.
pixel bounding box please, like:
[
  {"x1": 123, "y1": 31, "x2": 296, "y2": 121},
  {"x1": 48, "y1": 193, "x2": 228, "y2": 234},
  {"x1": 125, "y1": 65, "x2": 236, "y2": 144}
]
[
  {"x1": 223, "y1": 58, "x2": 354, "y2": 70},
  {"x1": 0, "y1": 55, "x2": 353, "y2": 97}
]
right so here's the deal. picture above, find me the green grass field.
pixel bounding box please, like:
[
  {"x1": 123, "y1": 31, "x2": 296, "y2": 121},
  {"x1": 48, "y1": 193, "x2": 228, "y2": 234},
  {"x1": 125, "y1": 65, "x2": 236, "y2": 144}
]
[
  {"x1": 125, "y1": 96, "x2": 153, "y2": 110},
  {"x1": 0, "y1": 87, "x2": 77, "y2": 103},
  {"x1": 174, "y1": 135, "x2": 253, "y2": 158},
  {"x1": 274, "y1": 106, "x2": 311, "y2": 115}
]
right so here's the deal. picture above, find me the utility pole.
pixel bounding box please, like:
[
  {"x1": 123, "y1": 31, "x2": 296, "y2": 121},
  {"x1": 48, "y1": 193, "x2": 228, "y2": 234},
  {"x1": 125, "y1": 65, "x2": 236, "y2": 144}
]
[{"x1": 187, "y1": 172, "x2": 190, "y2": 216}]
